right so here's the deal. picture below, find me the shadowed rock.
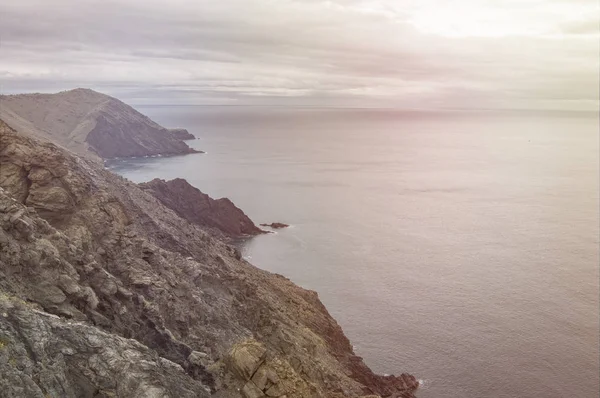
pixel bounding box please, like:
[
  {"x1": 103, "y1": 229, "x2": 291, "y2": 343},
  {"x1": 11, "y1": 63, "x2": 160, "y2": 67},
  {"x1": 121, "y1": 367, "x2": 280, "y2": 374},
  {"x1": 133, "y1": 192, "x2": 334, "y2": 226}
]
[
  {"x1": 139, "y1": 178, "x2": 265, "y2": 238},
  {"x1": 169, "y1": 128, "x2": 196, "y2": 140},
  {"x1": 0, "y1": 118, "x2": 419, "y2": 398}
]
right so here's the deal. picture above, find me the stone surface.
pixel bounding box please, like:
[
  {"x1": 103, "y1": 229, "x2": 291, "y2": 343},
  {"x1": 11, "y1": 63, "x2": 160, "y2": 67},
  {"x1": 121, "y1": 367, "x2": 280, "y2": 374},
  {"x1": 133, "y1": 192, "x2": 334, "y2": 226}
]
[
  {"x1": 252, "y1": 365, "x2": 270, "y2": 390},
  {"x1": 0, "y1": 118, "x2": 419, "y2": 398},
  {"x1": 0, "y1": 295, "x2": 211, "y2": 398},
  {"x1": 242, "y1": 381, "x2": 267, "y2": 398},
  {"x1": 227, "y1": 340, "x2": 267, "y2": 380}
]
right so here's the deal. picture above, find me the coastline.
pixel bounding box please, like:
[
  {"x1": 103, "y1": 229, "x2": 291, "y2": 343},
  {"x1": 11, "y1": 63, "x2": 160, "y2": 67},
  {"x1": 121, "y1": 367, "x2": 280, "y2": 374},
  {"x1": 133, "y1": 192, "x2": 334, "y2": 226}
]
[{"x1": 0, "y1": 113, "x2": 420, "y2": 397}]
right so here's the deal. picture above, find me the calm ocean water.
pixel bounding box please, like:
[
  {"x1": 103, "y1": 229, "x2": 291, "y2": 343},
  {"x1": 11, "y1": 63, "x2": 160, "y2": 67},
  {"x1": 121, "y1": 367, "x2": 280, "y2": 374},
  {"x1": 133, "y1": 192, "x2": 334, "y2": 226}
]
[{"x1": 108, "y1": 107, "x2": 599, "y2": 398}]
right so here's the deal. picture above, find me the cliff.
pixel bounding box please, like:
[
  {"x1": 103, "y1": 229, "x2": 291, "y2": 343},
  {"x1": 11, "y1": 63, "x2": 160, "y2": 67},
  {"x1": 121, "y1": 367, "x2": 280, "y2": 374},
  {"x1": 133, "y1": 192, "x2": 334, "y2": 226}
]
[
  {"x1": 140, "y1": 178, "x2": 265, "y2": 238},
  {"x1": 0, "y1": 118, "x2": 418, "y2": 398},
  {"x1": 0, "y1": 88, "x2": 201, "y2": 161},
  {"x1": 169, "y1": 128, "x2": 196, "y2": 140}
]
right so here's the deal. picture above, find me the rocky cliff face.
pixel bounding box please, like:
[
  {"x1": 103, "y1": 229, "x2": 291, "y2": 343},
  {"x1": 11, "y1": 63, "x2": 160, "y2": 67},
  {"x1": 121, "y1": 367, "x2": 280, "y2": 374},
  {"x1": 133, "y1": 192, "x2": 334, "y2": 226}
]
[
  {"x1": 140, "y1": 178, "x2": 265, "y2": 238},
  {"x1": 0, "y1": 294, "x2": 211, "y2": 398},
  {"x1": 169, "y1": 128, "x2": 196, "y2": 140},
  {"x1": 0, "y1": 88, "x2": 200, "y2": 161},
  {"x1": 0, "y1": 119, "x2": 419, "y2": 398}
]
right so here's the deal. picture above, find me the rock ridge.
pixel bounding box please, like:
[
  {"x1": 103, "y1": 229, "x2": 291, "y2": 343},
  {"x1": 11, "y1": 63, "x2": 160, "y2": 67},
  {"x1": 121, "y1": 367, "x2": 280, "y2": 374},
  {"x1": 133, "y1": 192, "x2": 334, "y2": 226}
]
[{"x1": 0, "y1": 88, "x2": 201, "y2": 161}]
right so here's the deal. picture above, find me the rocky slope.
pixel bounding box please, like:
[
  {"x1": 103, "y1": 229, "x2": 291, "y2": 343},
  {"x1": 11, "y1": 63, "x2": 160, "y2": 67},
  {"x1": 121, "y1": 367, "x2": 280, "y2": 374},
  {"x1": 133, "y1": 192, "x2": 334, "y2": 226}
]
[
  {"x1": 0, "y1": 88, "x2": 200, "y2": 161},
  {"x1": 139, "y1": 178, "x2": 265, "y2": 239},
  {"x1": 0, "y1": 294, "x2": 211, "y2": 398},
  {"x1": 0, "y1": 119, "x2": 419, "y2": 398}
]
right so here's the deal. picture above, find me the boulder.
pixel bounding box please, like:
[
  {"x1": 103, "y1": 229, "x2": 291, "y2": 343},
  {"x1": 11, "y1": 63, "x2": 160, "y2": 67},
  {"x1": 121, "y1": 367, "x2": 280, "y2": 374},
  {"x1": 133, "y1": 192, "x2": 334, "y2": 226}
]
[{"x1": 227, "y1": 340, "x2": 267, "y2": 380}]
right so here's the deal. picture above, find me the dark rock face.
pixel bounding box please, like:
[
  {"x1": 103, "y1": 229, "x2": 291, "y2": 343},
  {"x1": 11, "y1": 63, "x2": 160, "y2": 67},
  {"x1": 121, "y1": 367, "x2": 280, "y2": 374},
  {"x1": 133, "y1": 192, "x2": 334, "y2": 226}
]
[
  {"x1": 139, "y1": 178, "x2": 265, "y2": 238},
  {"x1": 85, "y1": 103, "x2": 202, "y2": 159},
  {"x1": 86, "y1": 114, "x2": 199, "y2": 159},
  {"x1": 0, "y1": 119, "x2": 419, "y2": 398},
  {"x1": 169, "y1": 128, "x2": 196, "y2": 140},
  {"x1": 260, "y1": 222, "x2": 289, "y2": 229}
]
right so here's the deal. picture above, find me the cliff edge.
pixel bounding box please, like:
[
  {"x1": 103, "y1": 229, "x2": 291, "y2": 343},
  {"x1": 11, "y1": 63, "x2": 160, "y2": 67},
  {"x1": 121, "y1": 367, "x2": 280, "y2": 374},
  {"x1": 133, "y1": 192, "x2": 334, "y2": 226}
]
[{"x1": 0, "y1": 118, "x2": 418, "y2": 397}]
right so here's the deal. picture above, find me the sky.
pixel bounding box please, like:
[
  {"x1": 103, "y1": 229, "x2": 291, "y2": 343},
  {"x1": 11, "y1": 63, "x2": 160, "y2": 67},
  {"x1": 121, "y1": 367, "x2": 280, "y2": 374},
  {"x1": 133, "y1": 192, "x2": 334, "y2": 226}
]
[{"x1": 1, "y1": 0, "x2": 599, "y2": 109}]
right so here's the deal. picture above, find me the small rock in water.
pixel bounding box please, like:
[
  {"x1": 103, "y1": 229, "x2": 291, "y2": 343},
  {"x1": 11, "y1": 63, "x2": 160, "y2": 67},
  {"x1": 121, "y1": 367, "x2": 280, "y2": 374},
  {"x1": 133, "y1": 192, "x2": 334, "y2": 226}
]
[{"x1": 259, "y1": 222, "x2": 289, "y2": 229}]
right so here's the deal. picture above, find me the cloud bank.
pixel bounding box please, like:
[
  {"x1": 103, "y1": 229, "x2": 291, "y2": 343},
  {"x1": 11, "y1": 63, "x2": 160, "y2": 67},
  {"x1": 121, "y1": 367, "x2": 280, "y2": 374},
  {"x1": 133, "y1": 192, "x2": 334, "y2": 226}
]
[{"x1": 1, "y1": 0, "x2": 598, "y2": 109}]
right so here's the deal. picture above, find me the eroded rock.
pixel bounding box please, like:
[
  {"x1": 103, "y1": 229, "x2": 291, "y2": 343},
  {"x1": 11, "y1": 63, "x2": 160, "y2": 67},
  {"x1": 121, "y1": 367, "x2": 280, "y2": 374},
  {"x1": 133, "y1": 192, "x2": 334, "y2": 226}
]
[
  {"x1": 0, "y1": 295, "x2": 211, "y2": 398},
  {"x1": 227, "y1": 339, "x2": 267, "y2": 380},
  {"x1": 243, "y1": 381, "x2": 267, "y2": 398}
]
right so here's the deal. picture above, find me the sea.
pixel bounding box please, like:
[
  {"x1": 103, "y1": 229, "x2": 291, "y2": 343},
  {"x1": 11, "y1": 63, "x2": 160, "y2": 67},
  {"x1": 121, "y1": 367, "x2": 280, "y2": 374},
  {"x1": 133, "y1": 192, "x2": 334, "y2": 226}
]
[{"x1": 108, "y1": 106, "x2": 599, "y2": 398}]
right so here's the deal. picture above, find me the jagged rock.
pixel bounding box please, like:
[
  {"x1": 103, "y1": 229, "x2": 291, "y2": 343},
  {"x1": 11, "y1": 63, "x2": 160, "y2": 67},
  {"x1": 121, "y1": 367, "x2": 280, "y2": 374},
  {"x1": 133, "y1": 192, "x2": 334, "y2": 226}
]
[
  {"x1": 0, "y1": 163, "x2": 28, "y2": 202},
  {"x1": 0, "y1": 295, "x2": 211, "y2": 398},
  {"x1": 252, "y1": 367, "x2": 270, "y2": 390},
  {"x1": 139, "y1": 178, "x2": 265, "y2": 238},
  {"x1": 34, "y1": 284, "x2": 67, "y2": 304},
  {"x1": 227, "y1": 340, "x2": 267, "y2": 380},
  {"x1": 188, "y1": 350, "x2": 212, "y2": 369},
  {"x1": 252, "y1": 364, "x2": 280, "y2": 390},
  {"x1": 57, "y1": 275, "x2": 81, "y2": 295}
]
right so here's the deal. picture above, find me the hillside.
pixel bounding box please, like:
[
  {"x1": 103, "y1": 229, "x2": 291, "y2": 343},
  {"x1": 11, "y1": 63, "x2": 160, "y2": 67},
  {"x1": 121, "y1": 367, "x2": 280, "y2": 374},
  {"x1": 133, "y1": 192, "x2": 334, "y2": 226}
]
[
  {"x1": 0, "y1": 88, "x2": 200, "y2": 161},
  {"x1": 0, "y1": 118, "x2": 419, "y2": 397}
]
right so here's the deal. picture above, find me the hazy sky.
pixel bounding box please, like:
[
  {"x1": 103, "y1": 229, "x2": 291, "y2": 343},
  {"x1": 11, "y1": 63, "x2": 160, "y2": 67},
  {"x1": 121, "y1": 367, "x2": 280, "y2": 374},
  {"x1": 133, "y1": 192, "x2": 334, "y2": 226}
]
[{"x1": 1, "y1": 0, "x2": 598, "y2": 109}]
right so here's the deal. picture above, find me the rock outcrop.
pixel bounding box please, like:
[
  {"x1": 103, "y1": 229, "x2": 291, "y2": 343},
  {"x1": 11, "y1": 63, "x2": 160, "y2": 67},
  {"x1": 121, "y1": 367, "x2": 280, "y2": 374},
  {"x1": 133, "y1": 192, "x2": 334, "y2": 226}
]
[
  {"x1": 140, "y1": 178, "x2": 265, "y2": 238},
  {"x1": 260, "y1": 223, "x2": 289, "y2": 229},
  {"x1": 0, "y1": 88, "x2": 201, "y2": 161},
  {"x1": 0, "y1": 118, "x2": 419, "y2": 397},
  {"x1": 169, "y1": 128, "x2": 196, "y2": 140}
]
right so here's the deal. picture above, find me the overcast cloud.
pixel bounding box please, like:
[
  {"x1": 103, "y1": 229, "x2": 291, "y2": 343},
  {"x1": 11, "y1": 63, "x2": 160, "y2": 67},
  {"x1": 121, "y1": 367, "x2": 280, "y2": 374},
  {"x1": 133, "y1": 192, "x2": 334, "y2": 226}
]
[{"x1": 1, "y1": 0, "x2": 598, "y2": 109}]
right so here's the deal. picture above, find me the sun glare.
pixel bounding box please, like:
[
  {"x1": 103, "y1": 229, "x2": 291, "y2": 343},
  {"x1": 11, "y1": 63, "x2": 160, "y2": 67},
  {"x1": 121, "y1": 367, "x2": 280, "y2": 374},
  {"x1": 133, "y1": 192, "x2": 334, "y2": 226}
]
[{"x1": 408, "y1": 5, "x2": 550, "y2": 38}]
